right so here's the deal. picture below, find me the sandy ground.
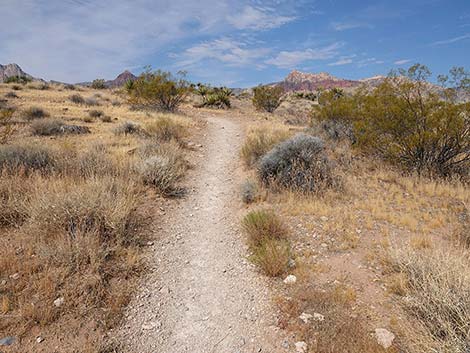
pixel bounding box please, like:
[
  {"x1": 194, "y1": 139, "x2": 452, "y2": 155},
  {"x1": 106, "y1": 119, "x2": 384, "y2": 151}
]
[{"x1": 112, "y1": 114, "x2": 288, "y2": 353}]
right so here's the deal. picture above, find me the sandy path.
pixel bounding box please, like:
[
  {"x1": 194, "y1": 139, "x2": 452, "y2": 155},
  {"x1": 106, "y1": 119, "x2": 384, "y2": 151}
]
[{"x1": 115, "y1": 115, "x2": 286, "y2": 353}]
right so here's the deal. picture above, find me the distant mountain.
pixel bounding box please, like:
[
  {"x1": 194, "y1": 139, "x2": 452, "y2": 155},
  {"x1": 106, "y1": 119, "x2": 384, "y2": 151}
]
[
  {"x1": 275, "y1": 70, "x2": 387, "y2": 92},
  {"x1": 0, "y1": 63, "x2": 34, "y2": 83},
  {"x1": 105, "y1": 70, "x2": 137, "y2": 88}
]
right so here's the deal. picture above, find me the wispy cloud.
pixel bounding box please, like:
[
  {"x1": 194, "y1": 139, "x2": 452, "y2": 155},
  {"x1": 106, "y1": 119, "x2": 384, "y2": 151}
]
[
  {"x1": 227, "y1": 6, "x2": 295, "y2": 30},
  {"x1": 357, "y1": 57, "x2": 384, "y2": 67},
  {"x1": 328, "y1": 55, "x2": 355, "y2": 66},
  {"x1": 430, "y1": 34, "x2": 470, "y2": 46},
  {"x1": 175, "y1": 38, "x2": 270, "y2": 68},
  {"x1": 265, "y1": 43, "x2": 342, "y2": 68},
  {"x1": 330, "y1": 21, "x2": 373, "y2": 31},
  {"x1": 394, "y1": 59, "x2": 411, "y2": 65}
]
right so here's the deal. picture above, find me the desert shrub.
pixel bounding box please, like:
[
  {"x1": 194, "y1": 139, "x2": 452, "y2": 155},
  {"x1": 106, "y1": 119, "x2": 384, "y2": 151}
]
[
  {"x1": 0, "y1": 143, "x2": 56, "y2": 173},
  {"x1": 114, "y1": 121, "x2": 142, "y2": 135},
  {"x1": 0, "y1": 109, "x2": 16, "y2": 144},
  {"x1": 241, "y1": 180, "x2": 258, "y2": 204},
  {"x1": 111, "y1": 100, "x2": 121, "y2": 106},
  {"x1": 258, "y1": 134, "x2": 333, "y2": 192},
  {"x1": 252, "y1": 239, "x2": 290, "y2": 277},
  {"x1": 195, "y1": 84, "x2": 232, "y2": 109},
  {"x1": 252, "y1": 85, "x2": 284, "y2": 113},
  {"x1": 91, "y1": 79, "x2": 106, "y2": 89},
  {"x1": 5, "y1": 91, "x2": 18, "y2": 99},
  {"x1": 241, "y1": 125, "x2": 292, "y2": 167},
  {"x1": 294, "y1": 91, "x2": 317, "y2": 101},
  {"x1": 4, "y1": 76, "x2": 32, "y2": 84},
  {"x1": 89, "y1": 109, "x2": 103, "y2": 118},
  {"x1": 144, "y1": 115, "x2": 187, "y2": 142},
  {"x1": 315, "y1": 64, "x2": 470, "y2": 177},
  {"x1": 22, "y1": 106, "x2": 49, "y2": 120},
  {"x1": 29, "y1": 82, "x2": 50, "y2": 90},
  {"x1": 137, "y1": 142, "x2": 187, "y2": 196},
  {"x1": 388, "y1": 247, "x2": 470, "y2": 353},
  {"x1": 64, "y1": 84, "x2": 76, "y2": 90},
  {"x1": 31, "y1": 119, "x2": 90, "y2": 136},
  {"x1": 242, "y1": 210, "x2": 287, "y2": 247},
  {"x1": 11, "y1": 84, "x2": 22, "y2": 91},
  {"x1": 128, "y1": 69, "x2": 191, "y2": 112},
  {"x1": 69, "y1": 94, "x2": 85, "y2": 104}
]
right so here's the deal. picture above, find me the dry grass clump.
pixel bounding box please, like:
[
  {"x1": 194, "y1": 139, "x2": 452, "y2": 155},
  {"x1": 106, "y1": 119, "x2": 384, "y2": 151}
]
[
  {"x1": 5, "y1": 91, "x2": 18, "y2": 99},
  {"x1": 143, "y1": 115, "x2": 188, "y2": 142},
  {"x1": 137, "y1": 142, "x2": 187, "y2": 196},
  {"x1": 31, "y1": 119, "x2": 90, "y2": 136},
  {"x1": 387, "y1": 247, "x2": 470, "y2": 353},
  {"x1": 69, "y1": 93, "x2": 85, "y2": 104},
  {"x1": 85, "y1": 96, "x2": 101, "y2": 106},
  {"x1": 278, "y1": 285, "x2": 388, "y2": 353},
  {"x1": 89, "y1": 109, "x2": 104, "y2": 118},
  {"x1": 258, "y1": 133, "x2": 334, "y2": 193},
  {"x1": 241, "y1": 124, "x2": 292, "y2": 167},
  {"x1": 0, "y1": 143, "x2": 56, "y2": 174},
  {"x1": 22, "y1": 106, "x2": 50, "y2": 120},
  {"x1": 114, "y1": 121, "x2": 142, "y2": 136},
  {"x1": 242, "y1": 210, "x2": 290, "y2": 276},
  {"x1": 0, "y1": 172, "x2": 31, "y2": 226}
]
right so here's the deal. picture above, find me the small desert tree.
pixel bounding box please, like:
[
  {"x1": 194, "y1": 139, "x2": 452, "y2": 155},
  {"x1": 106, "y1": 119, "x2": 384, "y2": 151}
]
[
  {"x1": 128, "y1": 69, "x2": 191, "y2": 112},
  {"x1": 252, "y1": 85, "x2": 284, "y2": 113},
  {"x1": 91, "y1": 79, "x2": 106, "y2": 89}
]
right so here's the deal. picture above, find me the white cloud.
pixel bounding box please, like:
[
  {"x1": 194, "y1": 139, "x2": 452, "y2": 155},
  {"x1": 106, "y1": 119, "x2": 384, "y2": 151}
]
[
  {"x1": 430, "y1": 34, "x2": 470, "y2": 46},
  {"x1": 265, "y1": 43, "x2": 342, "y2": 69},
  {"x1": 330, "y1": 21, "x2": 373, "y2": 31},
  {"x1": 357, "y1": 57, "x2": 384, "y2": 67},
  {"x1": 328, "y1": 55, "x2": 355, "y2": 66},
  {"x1": 394, "y1": 59, "x2": 411, "y2": 65},
  {"x1": 175, "y1": 38, "x2": 271, "y2": 68},
  {"x1": 227, "y1": 6, "x2": 295, "y2": 30}
]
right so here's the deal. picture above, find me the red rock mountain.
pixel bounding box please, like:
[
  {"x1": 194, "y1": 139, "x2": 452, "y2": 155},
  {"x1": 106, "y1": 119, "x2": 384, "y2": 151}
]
[
  {"x1": 277, "y1": 70, "x2": 386, "y2": 92},
  {"x1": 105, "y1": 70, "x2": 137, "y2": 88}
]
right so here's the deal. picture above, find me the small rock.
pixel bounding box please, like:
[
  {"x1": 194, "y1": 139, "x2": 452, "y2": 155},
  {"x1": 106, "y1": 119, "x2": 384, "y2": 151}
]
[
  {"x1": 288, "y1": 259, "x2": 296, "y2": 268},
  {"x1": 36, "y1": 336, "x2": 44, "y2": 343},
  {"x1": 1, "y1": 280, "x2": 6, "y2": 286},
  {"x1": 320, "y1": 216, "x2": 329, "y2": 222},
  {"x1": 0, "y1": 336, "x2": 15, "y2": 346},
  {"x1": 295, "y1": 341, "x2": 308, "y2": 353},
  {"x1": 299, "y1": 312, "x2": 313, "y2": 323},
  {"x1": 146, "y1": 241, "x2": 154, "y2": 246},
  {"x1": 313, "y1": 312, "x2": 325, "y2": 321},
  {"x1": 142, "y1": 321, "x2": 161, "y2": 330},
  {"x1": 9, "y1": 273, "x2": 19, "y2": 280},
  {"x1": 283, "y1": 275, "x2": 297, "y2": 284},
  {"x1": 375, "y1": 328, "x2": 395, "y2": 349},
  {"x1": 53, "y1": 297, "x2": 64, "y2": 307}
]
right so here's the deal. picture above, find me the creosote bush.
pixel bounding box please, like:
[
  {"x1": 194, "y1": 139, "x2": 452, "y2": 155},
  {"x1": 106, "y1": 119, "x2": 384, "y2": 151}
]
[
  {"x1": 314, "y1": 64, "x2": 470, "y2": 177},
  {"x1": 242, "y1": 210, "x2": 290, "y2": 276},
  {"x1": 252, "y1": 85, "x2": 284, "y2": 113},
  {"x1": 127, "y1": 69, "x2": 191, "y2": 112},
  {"x1": 258, "y1": 133, "x2": 334, "y2": 193}
]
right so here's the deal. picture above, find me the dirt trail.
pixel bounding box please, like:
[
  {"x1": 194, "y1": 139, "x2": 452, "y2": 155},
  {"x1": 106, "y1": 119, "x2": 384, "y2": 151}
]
[{"x1": 115, "y1": 115, "x2": 287, "y2": 353}]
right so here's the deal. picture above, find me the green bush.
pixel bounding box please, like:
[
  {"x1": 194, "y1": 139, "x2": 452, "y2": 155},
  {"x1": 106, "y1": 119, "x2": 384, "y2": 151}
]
[
  {"x1": 128, "y1": 69, "x2": 191, "y2": 112},
  {"x1": 91, "y1": 79, "x2": 106, "y2": 89},
  {"x1": 314, "y1": 64, "x2": 470, "y2": 177},
  {"x1": 4, "y1": 76, "x2": 32, "y2": 84},
  {"x1": 252, "y1": 85, "x2": 284, "y2": 113}
]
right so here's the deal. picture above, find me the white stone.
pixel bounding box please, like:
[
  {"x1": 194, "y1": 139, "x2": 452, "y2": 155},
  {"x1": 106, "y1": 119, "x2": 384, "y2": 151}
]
[
  {"x1": 295, "y1": 341, "x2": 308, "y2": 353},
  {"x1": 283, "y1": 275, "x2": 297, "y2": 284},
  {"x1": 53, "y1": 297, "x2": 64, "y2": 307},
  {"x1": 9, "y1": 273, "x2": 19, "y2": 280},
  {"x1": 313, "y1": 312, "x2": 325, "y2": 321},
  {"x1": 36, "y1": 336, "x2": 44, "y2": 343},
  {"x1": 299, "y1": 312, "x2": 313, "y2": 323},
  {"x1": 375, "y1": 328, "x2": 395, "y2": 349}
]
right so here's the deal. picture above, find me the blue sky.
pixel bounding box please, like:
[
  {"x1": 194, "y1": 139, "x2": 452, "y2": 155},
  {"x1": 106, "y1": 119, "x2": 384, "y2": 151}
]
[{"x1": 0, "y1": 0, "x2": 469, "y2": 86}]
